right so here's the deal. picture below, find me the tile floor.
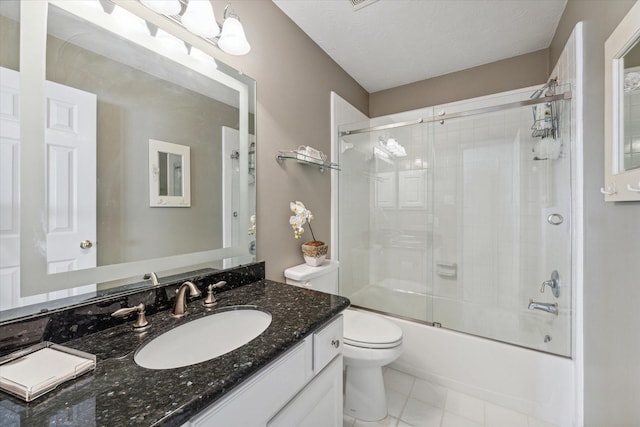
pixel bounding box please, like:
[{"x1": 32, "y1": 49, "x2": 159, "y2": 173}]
[{"x1": 343, "y1": 368, "x2": 560, "y2": 427}]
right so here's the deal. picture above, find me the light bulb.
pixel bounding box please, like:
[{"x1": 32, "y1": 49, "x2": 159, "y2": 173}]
[
  {"x1": 182, "y1": 0, "x2": 220, "y2": 39},
  {"x1": 218, "y1": 16, "x2": 251, "y2": 55},
  {"x1": 140, "y1": 0, "x2": 182, "y2": 16},
  {"x1": 155, "y1": 29, "x2": 188, "y2": 55},
  {"x1": 190, "y1": 47, "x2": 218, "y2": 68}
]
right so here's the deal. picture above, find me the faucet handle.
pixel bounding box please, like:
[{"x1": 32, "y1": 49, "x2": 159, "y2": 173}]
[
  {"x1": 111, "y1": 303, "x2": 150, "y2": 331},
  {"x1": 203, "y1": 281, "x2": 227, "y2": 307},
  {"x1": 211, "y1": 280, "x2": 227, "y2": 290},
  {"x1": 539, "y1": 270, "x2": 560, "y2": 298},
  {"x1": 540, "y1": 281, "x2": 551, "y2": 293}
]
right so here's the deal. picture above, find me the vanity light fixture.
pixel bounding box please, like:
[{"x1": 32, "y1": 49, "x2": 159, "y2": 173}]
[
  {"x1": 181, "y1": 0, "x2": 220, "y2": 38},
  {"x1": 217, "y1": 10, "x2": 250, "y2": 55},
  {"x1": 138, "y1": 0, "x2": 251, "y2": 56}
]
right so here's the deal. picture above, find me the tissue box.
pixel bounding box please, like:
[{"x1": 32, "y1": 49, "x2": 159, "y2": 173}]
[{"x1": 0, "y1": 342, "x2": 96, "y2": 402}]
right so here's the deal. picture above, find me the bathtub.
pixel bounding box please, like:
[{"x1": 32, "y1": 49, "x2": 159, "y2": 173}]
[{"x1": 382, "y1": 312, "x2": 576, "y2": 426}]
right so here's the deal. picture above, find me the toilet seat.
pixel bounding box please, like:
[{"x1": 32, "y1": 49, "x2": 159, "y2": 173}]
[{"x1": 343, "y1": 309, "x2": 402, "y2": 349}]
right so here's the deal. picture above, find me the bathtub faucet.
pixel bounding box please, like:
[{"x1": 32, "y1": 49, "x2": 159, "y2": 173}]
[{"x1": 528, "y1": 299, "x2": 558, "y2": 316}]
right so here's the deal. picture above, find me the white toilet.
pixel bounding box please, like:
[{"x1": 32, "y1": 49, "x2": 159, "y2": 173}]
[{"x1": 284, "y1": 261, "x2": 403, "y2": 422}]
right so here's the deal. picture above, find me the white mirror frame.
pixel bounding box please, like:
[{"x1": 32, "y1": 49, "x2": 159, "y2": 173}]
[
  {"x1": 603, "y1": 0, "x2": 640, "y2": 202},
  {"x1": 149, "y1": 139, "x2": 191, "y2": 207},
  {"x1": 19, "y1": 0, "x2": 251, "y2": 295}
]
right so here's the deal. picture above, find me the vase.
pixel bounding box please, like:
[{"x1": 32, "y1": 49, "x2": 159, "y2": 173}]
[{"x1": 301, "y1": 241, "x2": 328, "y2": 267}]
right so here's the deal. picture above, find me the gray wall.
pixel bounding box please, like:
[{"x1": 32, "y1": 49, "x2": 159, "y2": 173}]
[
  {"x1": 550, "y1": 1, "x2": 639, "y2": 426},
  {"x1": 369, "y1": 49, "x2": 549, "y2": 117},
  {"x1": 213, "y1": 1, "x2": 369, "y2": 280},
  {"x1": 0, "y1": 15, "x2": 18, "y2": 71}
]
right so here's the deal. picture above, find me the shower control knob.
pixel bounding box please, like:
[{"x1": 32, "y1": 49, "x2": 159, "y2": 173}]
[
  {"x1": 540, "y1": 270, "x2": 560, "y2": 298},
  {"x1": 331, "y1": 339, "x2": 340, "y2": 348}
]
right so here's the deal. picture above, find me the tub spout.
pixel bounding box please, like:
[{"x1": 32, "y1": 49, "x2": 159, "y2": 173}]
[{"x1": 528, "y1": 299, "x2": 558, "y2": 316}]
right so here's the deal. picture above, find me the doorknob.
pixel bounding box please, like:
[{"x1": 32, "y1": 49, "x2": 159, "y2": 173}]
[{"x1": 80, "y1": 240, "x2": 93, "y2": 249}]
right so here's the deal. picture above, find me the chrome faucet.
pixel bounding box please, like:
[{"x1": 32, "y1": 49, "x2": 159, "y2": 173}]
[
  {"x1": 172, "y1": 281, "x2": 202, "y2": 318},
  {"x1": 528, "y1": 299, "x2": 558, "y2": 316}
]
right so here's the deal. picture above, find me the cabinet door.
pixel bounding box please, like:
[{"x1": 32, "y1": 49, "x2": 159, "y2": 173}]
[
  {"x1": 187, "y1": 339, "x2": 312, "y2": 427},
  {"x1": 268, "y1": 355, "x2": 343, "y2": 427}
]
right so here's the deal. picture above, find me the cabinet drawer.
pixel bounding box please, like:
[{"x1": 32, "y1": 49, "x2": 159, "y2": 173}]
[{"x1": 313, "y1": 314, "x2": 343, "y2": 373}]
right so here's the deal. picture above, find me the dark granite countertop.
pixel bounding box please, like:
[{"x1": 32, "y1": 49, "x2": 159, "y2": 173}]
[{"x1": 0, "y1": 280, "x2": 350, "y2": 426}]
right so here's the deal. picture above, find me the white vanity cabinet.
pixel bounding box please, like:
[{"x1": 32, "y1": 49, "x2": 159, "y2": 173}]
[
  {"x1": 268, "y1": 356, "x2": 342, "y2": 427},
  {"x1": 185, "y1": 315, "x2": 344, "y2": 427}
]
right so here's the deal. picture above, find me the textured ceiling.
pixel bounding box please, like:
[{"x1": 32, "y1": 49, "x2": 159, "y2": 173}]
[{"x1": 272, "y1": 0, "x2": 568, "y2": 93}]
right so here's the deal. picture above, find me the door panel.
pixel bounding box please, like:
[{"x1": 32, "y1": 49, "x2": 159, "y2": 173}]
[
  {"x1": 45, "y1": 79, "x2": 97, "y2": 274},
  {"x1": 0, "y1": 66, "x2": 97, "y2": 310}
]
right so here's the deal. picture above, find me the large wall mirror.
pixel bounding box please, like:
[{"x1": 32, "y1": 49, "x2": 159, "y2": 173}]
[
  {"x1": 0, "y1": 0, "x2": 256, "y2": 320},
  {"x1": 603, "y1": 0, "x2": 640, "y2": 201}
]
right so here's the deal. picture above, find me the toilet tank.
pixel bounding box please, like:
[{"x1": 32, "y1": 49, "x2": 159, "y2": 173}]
[{"x1": 284, "y1": 261, "x2": 339, "y2": 294}]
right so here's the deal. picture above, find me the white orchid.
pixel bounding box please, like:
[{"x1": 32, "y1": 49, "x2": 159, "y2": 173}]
[
  {"x1": 289, "y1": 201, "x2": 316, "y2": 240},
  {"x1": 247, "y1": 214, "x2": 256, "y2": 235}
]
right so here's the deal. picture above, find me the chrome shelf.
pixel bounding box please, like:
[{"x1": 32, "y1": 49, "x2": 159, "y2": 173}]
[{"x1": 276, "y1": 150, "x2": 340, "y2": 172}]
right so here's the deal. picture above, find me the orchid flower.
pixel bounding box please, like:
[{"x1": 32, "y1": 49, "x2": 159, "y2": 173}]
[
  {"x1": 247, "y1": 214, "x2": 256, "y2": 235},
  {"x1": 289, "y1": 201, "x2": 316, "y2": 240}
]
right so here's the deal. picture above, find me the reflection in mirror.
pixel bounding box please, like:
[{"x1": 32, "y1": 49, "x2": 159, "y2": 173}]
[
  {"x1": 623, "y1": 38, "x2": 640, "y2": 171},
  {"x1": 603, "y1": 0, "x2": 640, "y2": 202},
  {"x1": 0, "y1": 1, "x2": 256, "y2": 321},
  {"x1": 159, "y1": 153, "x2": 183, "y2": 197},
  {"x1": 149, "y1": 139, "x2": 191, "y2": 207}
]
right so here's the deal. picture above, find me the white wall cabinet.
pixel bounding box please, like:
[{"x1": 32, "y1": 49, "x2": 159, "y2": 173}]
[{"x1": 185, "y1": 315, "x2": 343, "y2": 427}]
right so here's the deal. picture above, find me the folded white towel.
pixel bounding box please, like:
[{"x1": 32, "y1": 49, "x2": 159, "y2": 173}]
[{"x1": 0, "y1": 347, "x2": 94, "y2": 396}]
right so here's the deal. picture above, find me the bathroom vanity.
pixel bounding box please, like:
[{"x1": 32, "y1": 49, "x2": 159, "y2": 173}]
[
  {"x1": 188, "y1": 315, "x2": 344, "y2": 427},
  {"x1": 0, "y1": 264, "x2": 349, "y2": 426}
]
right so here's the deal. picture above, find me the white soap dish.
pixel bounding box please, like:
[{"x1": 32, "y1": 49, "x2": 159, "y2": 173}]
[{"x1": 0, "y1": 341, "x2": 96, "y2": 402}]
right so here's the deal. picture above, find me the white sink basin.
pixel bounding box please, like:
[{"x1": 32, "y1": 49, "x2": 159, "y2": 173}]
[{"x1": 134, "y1": 307, "x2": 272, "y2": 370}]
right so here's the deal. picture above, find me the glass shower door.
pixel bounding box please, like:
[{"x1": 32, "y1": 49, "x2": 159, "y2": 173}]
[
  {"x1": 337, "y1": 87, "x2": 573, "y2": 357},
  {"x1": 430, "y1": 94, "x2": 572, "y2": 356},
  {"x1": 338, "y1": 120, "x2": 434, "y2": 323}
]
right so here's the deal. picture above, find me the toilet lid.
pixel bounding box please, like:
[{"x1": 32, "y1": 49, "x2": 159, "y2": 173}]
[{"x1": 343, "y1": 309, "x2": 403, "y2": 349}]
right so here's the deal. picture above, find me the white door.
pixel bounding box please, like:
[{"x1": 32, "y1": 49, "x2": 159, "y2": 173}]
[
  {"x1": 0, "y1": 67, "x2": 23, "y2": 309},
  {"x1": 221, "y1": 126, "x2": 255, "y2": 268},
  {"x1": 0, "y1": 67, "x2": 97, "y2": 310},
  {"x1": 45, "y1": 79, "x2": 97, "y2": 274}
]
